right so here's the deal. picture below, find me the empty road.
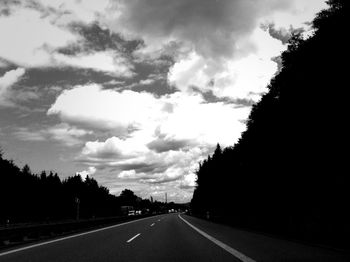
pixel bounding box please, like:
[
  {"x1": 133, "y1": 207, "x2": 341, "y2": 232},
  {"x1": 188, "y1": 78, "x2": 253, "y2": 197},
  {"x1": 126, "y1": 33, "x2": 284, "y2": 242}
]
[{"x1": 1, "y1": 213, "x2": 349, "y2": 262}]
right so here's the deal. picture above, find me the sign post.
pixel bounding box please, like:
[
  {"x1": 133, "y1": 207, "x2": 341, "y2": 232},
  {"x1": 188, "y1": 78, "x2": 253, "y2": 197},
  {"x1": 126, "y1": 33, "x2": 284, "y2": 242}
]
[{"x1": 75, "y1": 197, "x2": 80, "y2": 221}]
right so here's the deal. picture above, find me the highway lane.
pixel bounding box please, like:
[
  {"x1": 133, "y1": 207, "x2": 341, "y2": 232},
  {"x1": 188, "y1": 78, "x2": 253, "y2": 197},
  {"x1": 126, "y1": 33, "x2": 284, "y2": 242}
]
[
  {"x1": 0, "y1": 214, "x2": 238, "y2": 262},
  {"x1": 184, "y1": 215, "x2": 350, "y2": 262},
  {"x1": 1, "y1": 213, "x2": 349, "y2": 262}
]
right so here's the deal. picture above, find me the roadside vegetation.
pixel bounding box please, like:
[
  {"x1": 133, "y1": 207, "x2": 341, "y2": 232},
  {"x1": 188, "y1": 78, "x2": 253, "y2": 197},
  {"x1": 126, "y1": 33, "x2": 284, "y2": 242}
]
[
  {"x1": 191, "y1": 0, "x2": 349, "y2": 249},
  {"x1": 0, "y1": 150, "x2": 184, "y2": 226}
]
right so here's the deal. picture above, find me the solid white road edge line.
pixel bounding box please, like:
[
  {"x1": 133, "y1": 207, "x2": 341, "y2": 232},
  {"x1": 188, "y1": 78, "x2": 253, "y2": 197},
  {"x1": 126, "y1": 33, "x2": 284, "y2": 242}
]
[
  {"x1": 126, "y1": 233, "x2": 141, "y2": 243},
  {"x1": 178, "y1": 214, "x2": 256, "y2": 262},
  {"x1": 0, "y1": 215, "x2": 160, "y2": 257}
]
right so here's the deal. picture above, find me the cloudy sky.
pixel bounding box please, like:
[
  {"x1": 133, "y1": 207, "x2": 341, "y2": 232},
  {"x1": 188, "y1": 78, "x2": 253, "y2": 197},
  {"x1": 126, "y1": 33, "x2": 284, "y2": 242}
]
[{"x1": 0, "y1": 0, "x2": 327, "y2": 202}]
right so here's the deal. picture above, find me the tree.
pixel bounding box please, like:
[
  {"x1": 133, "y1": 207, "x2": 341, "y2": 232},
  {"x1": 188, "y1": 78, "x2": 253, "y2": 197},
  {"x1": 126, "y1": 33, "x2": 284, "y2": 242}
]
[
  {"x1": 120, "y1": 189, "x2": 138, "y2": 206},
  {"x1": 191, "y1": 0, "x2": 349, "y2": 248}
]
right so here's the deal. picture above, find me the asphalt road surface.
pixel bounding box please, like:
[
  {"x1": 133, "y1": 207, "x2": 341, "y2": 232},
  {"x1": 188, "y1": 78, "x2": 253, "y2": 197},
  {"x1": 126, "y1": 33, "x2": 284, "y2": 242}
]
[{"x1": 0, "y1": 213, "x2": 349, "y2": 262}]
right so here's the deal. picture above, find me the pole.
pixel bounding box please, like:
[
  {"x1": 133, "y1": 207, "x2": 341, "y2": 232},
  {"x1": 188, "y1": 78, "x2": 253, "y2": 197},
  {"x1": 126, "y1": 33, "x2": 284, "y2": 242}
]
[{"x1": 75, "y1": 197, "x2": 80, "y2": 221}]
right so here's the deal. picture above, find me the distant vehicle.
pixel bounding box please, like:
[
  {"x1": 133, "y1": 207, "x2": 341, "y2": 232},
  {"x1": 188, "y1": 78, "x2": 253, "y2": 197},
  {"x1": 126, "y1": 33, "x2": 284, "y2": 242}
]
[
  {"x1": 128, "y1": 210, "x2": 135, "y2": 216},
  {"x1": 121, "y1": 205, "x2": 134, "y2": 216}
]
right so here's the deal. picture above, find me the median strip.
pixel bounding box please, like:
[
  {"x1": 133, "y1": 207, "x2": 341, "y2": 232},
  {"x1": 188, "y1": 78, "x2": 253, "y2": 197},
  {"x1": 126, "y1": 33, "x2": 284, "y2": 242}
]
[
  {"x1": 178, "y1": 214, "x2": 256, "y2": 262},
  {"x1": 126, "y1": 233, "x2": 141, "y2": 243}
]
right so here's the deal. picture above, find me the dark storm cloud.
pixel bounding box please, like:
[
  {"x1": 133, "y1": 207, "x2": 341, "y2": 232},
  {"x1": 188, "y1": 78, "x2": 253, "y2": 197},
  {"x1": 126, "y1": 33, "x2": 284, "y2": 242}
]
[{"x1": 109, "y1": 0, "x2": 291, "y2": 59}]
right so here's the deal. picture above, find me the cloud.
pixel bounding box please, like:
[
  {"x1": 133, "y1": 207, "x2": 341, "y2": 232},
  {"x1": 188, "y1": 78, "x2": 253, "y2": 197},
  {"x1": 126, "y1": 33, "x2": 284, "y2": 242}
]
[
  {"x1": 79, "y1": 137, "x2": 205, "y2": 187},
  {"x1": 167, "y1": 27, "x2": 286, "y2": 100},
  {"x1": 0, "y1": 59, "x2": 8, "y2": 68},
  {"x1": 47, "y1": 123, "x2": 92, "y2": 146},
  {"x1": 76, "y1": 166, "x2": 97, "y2": 180},
  {"x1": 0, "y1": 2, "x2": 134, "y2": 77},
  {"x1": 262, "y1": 0, "x2": 328, "y2": 30},
  {"x1": 147, "y1": 137, "x2": 191, "y2": 153},
  {"x1": 0, "y1": 67, "x2": 25, "y2": 106},
  {"x1": 49, "y1": 84, "x2": 250, "y2": 146},
  {"x1": 47, "y1": 84, "x2": 164, "y2": 134},
  {"x1": 0, "y1": 7, "x2": 78, "y2": 67},
  {"x1": 2, "y1": 0, "x2": 329, "y2": 202},
  {"x1": 40, "y1": 0, "x2": 110, "y2": 25},
  {"x1": 53, "y1": 51, "x2": 134, "y2": 77},
  {"x1": 49, "y1": 84, "x2": 250, "y2": 199},
  {"x1": 107, "y1": 0, "x2": 291, "y2": 59},
  {"x1": 81, "y1": 136, "x2": 149, "y2": 160},
  {"x1": 13, "y1": 123, "x2": 91, "y2": 146},
  {"x1": 105, "y1": 0, "x2": 326, "y2": 103},
  {"x1": 13, "y1": 127, "x2": 47, "y2": 142}
]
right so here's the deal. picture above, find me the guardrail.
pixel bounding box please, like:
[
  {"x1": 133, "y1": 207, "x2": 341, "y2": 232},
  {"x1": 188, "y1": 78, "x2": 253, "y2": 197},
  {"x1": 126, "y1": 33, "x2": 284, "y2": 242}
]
[{"x1": 0, "y1": 214, "x2": 156, "y2": 249}]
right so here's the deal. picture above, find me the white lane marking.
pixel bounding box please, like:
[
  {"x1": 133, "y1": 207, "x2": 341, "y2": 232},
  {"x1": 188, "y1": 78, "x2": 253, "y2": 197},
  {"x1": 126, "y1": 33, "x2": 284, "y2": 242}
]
[
  {"x1": 0, "y1": 216, "x2": 161, "y2": 257},
  {"x1": 178, "y1": 214, "x2": 256, "y2": 262},
  {"x1": 150, "y1": 223, "x2": 155, "y2": 227},
  {"x1": 126, "y1": 233, "x2": 141, "y2": 243}
]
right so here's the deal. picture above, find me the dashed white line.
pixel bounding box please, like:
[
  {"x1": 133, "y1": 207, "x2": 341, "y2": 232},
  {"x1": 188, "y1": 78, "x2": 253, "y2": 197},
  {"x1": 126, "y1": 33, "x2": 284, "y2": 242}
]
[
  {"x1": 126, "y1": 233, "x2": 141, "y2": 243},
  {"x1": 0, "y1": 215, "x2": 160, "y2": 257},
  {"x1": 178, "y1": 214, "x2": 256, "y2": 262},
  {"x1": 150, "y1": 223, "x2": 155, "y2": 227}
]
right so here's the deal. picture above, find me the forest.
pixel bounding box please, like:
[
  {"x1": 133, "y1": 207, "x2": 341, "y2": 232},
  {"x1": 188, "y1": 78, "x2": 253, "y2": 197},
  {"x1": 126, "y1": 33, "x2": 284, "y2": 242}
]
[
  {"x1": 191, "y1": 0, "x2": 349, "y2": 248},
  {"x1": 0, "y1": 150, "x2": 179, "y2": 225}
]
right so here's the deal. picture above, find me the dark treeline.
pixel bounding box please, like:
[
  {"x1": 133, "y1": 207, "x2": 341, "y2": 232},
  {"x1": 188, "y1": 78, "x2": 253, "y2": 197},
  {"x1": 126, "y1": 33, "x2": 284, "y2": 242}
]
[
  {"x1": 191, "y1": 0, "x2": 349, "y2": 248},
  {"x1": 0, "y1": 151, "x2": 181, "y2": 225}
]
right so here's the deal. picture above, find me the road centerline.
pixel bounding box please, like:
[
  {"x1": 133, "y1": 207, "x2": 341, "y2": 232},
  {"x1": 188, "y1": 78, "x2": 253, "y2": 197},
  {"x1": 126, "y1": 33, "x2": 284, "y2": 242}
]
[
  {"x1": 126, "y1": 233, "x2": 141, "y2": 243},
  {"x1": 178, "y1": 214, "x2": 256, "y2": 262}
]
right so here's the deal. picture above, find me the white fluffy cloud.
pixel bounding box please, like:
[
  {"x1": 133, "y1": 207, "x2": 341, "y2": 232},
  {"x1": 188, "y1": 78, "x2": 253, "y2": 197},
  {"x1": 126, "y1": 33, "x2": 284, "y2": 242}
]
[
  {"x1": 0, "y1": 68, "x2": 26, "y2": 106},
  {"x1": 48, "y1": 84, "x2": 250, "y2": 198},
  {"x1": 49, "y1": 84, "x2": 249, "y2": 146},
  {"x1": 168, "y1": 27, "x2": 286, "y2": 99},
  {"x1": 48, "y1": 84, "x2": 165, "y2": 134}
]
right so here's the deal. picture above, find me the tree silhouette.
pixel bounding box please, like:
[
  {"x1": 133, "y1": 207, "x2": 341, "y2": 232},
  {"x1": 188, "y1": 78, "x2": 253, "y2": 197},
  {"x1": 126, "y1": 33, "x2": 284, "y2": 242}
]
[
  {"x1": 191, "y1": 0, "x2": 349, "y2": 248},
  {"x1": 0, "y1": 148, "x2": 180, "y2": 224}
]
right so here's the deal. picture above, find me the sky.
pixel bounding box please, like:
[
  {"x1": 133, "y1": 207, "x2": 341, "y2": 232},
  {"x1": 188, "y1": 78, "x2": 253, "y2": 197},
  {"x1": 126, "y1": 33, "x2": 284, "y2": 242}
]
[{"x1": 0, "y1": 0, "x2": 327, "y2": 202}]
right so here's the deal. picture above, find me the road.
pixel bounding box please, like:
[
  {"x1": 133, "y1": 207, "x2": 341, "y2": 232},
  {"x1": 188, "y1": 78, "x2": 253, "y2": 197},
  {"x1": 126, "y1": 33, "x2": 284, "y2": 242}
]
[{"x1": 0, "y1": 213, "x2": 349, "y2": 262}]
